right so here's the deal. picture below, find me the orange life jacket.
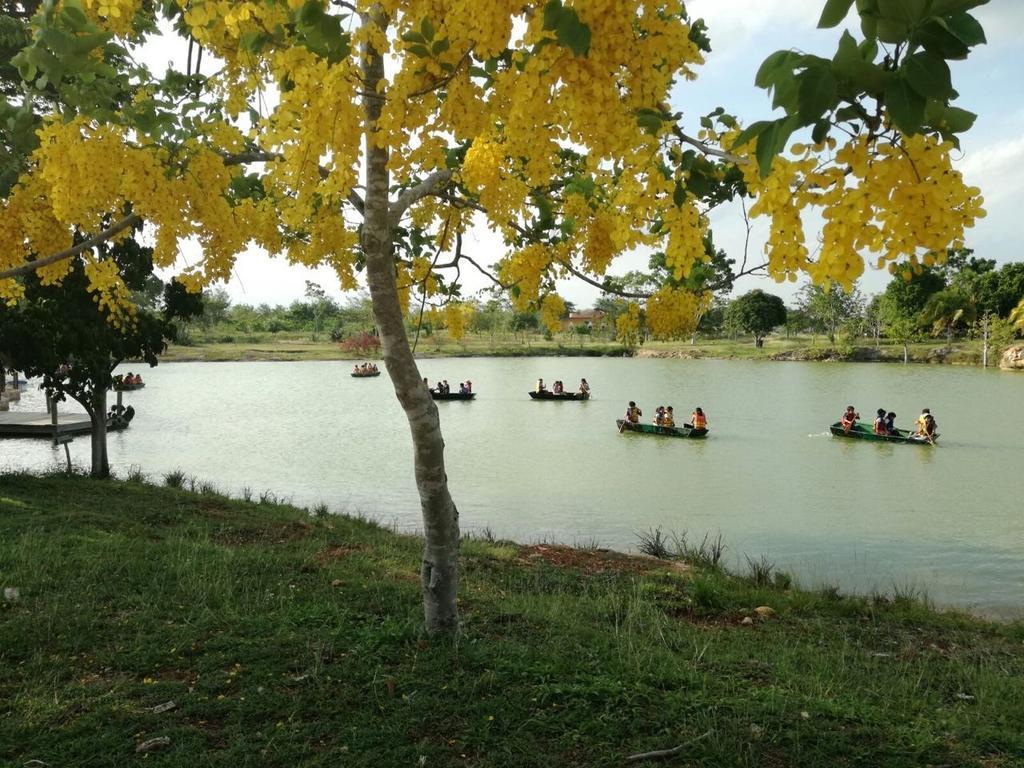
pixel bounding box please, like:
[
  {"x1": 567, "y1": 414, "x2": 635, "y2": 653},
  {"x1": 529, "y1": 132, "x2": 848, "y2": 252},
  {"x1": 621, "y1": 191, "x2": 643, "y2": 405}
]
[{"x1": 692, "y1": 412, "x2": 707, "y2": 429}]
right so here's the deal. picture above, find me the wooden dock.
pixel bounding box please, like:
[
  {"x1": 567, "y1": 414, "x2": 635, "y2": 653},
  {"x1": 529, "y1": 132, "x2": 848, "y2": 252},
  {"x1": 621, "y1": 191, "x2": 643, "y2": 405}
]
[{"x1": 0, "y1": 411, "x2": 94, "y2": 438}]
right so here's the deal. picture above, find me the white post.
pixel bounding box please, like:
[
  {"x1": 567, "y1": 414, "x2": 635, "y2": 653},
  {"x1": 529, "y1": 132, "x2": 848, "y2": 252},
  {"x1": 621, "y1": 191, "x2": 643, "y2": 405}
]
[{"x1": 982, "y1": 313, "x2": 989, "y2": 369}]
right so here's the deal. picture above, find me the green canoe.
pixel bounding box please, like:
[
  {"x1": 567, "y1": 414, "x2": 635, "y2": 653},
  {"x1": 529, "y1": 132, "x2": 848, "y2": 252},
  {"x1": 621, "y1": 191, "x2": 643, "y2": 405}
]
[
  {"x1": 829, "y1": 421, "x2": 937, "y2": 445},
  {"x1": 616, "y1": 419, "x2": 708, "y2": 439}
]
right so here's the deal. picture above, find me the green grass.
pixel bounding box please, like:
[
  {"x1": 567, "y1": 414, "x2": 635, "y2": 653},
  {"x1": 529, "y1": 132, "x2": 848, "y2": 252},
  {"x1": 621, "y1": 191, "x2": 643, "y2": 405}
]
[{"x1": 2, "y1": 473, "x2": 1022, "y2": 766}]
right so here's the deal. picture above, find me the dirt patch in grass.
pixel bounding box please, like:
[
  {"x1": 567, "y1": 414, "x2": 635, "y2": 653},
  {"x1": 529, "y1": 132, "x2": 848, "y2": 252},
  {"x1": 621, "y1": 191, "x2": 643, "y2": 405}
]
[
  {"x1": 516, "y1": 544, "x2": 689, "y2": 575},
  {"x1": 210, "y1": 520, "x2": 312, "y2": 547},
  {"x1": 315, "y1": 544, "x2": 363, "y2": 563}
]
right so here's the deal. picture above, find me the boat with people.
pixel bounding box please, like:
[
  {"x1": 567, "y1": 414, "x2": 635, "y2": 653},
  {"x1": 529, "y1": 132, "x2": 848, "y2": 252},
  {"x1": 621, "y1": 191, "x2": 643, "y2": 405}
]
[
  {"x1": 114, "y1": 373, "x2": 145, "y2": 391},
  {"x1": 615, "y1": 420, "x2": 708, "y2": 439},
  {"x1": 351, "y1": 362, "x2": 381, "y2": 377},
  {"x1": 828, "y1": 421, "x2": 937, "y2": 445},
  {"x1": 529, "y1": 390, "x2": 589, "y2": 401},
  {"x1": 431, "y1": 391, "x2": 476, "y2": 401},
  {"x1": 531, "y1": 377, "x2": 591, "y2": 400}
]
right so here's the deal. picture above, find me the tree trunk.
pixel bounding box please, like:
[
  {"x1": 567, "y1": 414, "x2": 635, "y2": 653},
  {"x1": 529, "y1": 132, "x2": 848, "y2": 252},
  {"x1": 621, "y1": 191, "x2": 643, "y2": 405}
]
[
  {"x1": 903, "y1": 343, "x2": 908, "y2": 364},
  {"x1": 361, "y1": 8, "x2": 460, "y2": 634},
  {"x1": 82, "y1": 388, "x2": 109, "y2": 478},
  {"x1": 754, "y1": 336, "x2": 763, "y2": 348}
]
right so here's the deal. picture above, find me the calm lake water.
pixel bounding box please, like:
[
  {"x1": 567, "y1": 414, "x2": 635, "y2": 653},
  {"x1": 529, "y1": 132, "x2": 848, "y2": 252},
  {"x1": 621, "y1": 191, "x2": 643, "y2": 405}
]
[{"x1": 2, "y1": 358, "x2": 1021, "y2": 618}]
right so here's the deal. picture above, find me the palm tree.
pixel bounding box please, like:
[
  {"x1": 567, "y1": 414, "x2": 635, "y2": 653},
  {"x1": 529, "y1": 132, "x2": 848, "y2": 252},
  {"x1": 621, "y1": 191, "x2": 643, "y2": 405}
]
[
  {"x1": 920, "y1": 289, "x2": 977, "y2": 348},
  {"x1": 1011, "y1": 298, "x2": 1024, "y2": 332}
]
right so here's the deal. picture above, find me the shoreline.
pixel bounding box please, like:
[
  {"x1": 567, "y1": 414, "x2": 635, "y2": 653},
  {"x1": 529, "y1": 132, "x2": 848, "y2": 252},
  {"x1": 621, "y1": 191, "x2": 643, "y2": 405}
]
[{"x1": 154, "y1": 339, "x2": 1016, "y2": 367}]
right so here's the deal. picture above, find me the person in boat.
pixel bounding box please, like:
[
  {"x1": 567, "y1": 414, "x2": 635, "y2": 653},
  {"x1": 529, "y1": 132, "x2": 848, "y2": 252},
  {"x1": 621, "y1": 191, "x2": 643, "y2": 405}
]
[
  {"x1": 552, "y1": 380, "x2": 564, "y2": 394},
  {"x1": 536, "y1": 378, "x2": 546, "y2": 393},
  {"x1": 423, "y1": 377, "x2": 430, "y2": 391},
  {"x1": 663, "y1": 406, "x2": 675, "y2": 427},
  {"x1": 914, "y1": 408, "x2": 932, "y2": 436},
  {"x1": 885, "y1": 411, "x2": 898, "y2": 435},
  {"x1": 435, "y1": 379, "x2": 444, "y2": 393},
  {"x1": 920, "y1": 413, "x2": 938, "y2": 443},
  {"x1": 653, "y1": 405, "x2": 665, "y2": 426},
  {"x1": 578, "y1": 378, "x2": 590, "y2": 395},
  {"x1": 873, "y1": 408, "x2": 888, "y2": 435},
  {"x1": 459, "y1": 382, "x2": 469, "y2": 394},
  {"x1": 840, "y1": 405, "x2": 859, "y2": 433},
  {"x1": 625, "y1": 401, "x2": 642, "y2": 424},
  {"x1": 442, "y1": 379, "x2": 450, "y2": 394},
  {"x1": 464, "y1": 380, "x2": 472, "y2": 393},
  {"x1": 689, "y1": 407, "x2": 707, "y2": 430}
]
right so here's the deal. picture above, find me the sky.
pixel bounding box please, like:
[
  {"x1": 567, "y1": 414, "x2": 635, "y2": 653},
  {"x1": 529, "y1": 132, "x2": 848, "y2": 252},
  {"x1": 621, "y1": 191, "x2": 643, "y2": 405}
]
[{"x1": 155, "y1": 2, "x2": 1024, "y2": 310}]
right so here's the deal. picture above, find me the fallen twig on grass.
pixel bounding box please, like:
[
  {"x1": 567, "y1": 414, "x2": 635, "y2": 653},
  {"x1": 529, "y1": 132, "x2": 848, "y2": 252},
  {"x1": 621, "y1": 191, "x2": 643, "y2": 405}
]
[{"x1": 626, "y1": 731, "x2": 712, "y2": 762}]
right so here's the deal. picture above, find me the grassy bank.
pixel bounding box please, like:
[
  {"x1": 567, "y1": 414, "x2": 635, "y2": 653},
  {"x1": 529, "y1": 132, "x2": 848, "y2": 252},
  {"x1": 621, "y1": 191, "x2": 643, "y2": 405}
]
[
  {"x1": 157, "y1": 332, "x2": 1010, "y2": 366},
  {"x1": 2, "y1": 474, "x2": 1022, "y2": 766}
]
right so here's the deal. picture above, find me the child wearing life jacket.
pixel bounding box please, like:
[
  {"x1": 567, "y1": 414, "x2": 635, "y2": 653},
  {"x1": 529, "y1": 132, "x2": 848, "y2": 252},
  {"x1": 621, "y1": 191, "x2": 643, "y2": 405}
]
[
  {"x1": 653, "y1": 406, "x2": 665, "y2": 426},
  {"x1": 885, "y1": 412, "x2": 897, "y2": 435},
  {"x1": 663, "y1": 406, "x2": 675, "y2": 427},
  {"x1": 840, "y1": 405, "x2": 859, "y2": 433},
  {"x1": 873, "y1": 408, "x2": 888, "y2": 435},
  {"x1": 690, "y1": 407, "x2": 707, "y2": 430},
  {"x1": 625, "y1": 401, "x2": 642, "y2": 423}
]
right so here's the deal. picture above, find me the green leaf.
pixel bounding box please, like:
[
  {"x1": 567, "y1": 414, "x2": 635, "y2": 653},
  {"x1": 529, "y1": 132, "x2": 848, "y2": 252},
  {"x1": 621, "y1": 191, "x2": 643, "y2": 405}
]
[
  {"x1": 555, "y1": 8, "x2": 591, "y2": 56},
  {"x1": 754, "y1": 50, "x2": 801, "y2": 89},
  {"x1": 903, "y1": 51, "x2": 952, "y2": 99},
  {"x1": 876, "y1": 0, "x2": 929, "y2": 24},
  {"x1": 400, "y1": 30, "x2": 426, "y2": 44},
  {"x1": 731, "y1": 120, "x2": 771, "y2": 150},
  {"x1": 431, "y1": 37, "x2": 450, "y2": 56},
  {"x1": 925, "y1": 102, "x2": 976, "y2": 132},
  {"x1": 755, "y1": 117, "x2": 798, "y2": 177},
  {"x1": 797, "y1": 65, "x2": 837, "y2": 121},
  {"x1": 885, "y1": 76, "x2": 926, "y2": 133},
  {"x1": 61, "y1": 2, "x2": 90, "y2": 30},
  {"x1": 420, "y1": 17, "x2": 435, "y2": 42},
  {"x1": 915, "y1": 19, "x2": 970, "y2": 59},
  {"x1": 831, "y1": 30, "x2": 861, "y2": 78},
  {"x1": 407, "y1": 44, "x2": 429, "y2": 58},
  {"x1": 875, "y1": 17, "x2": 910, "y2": 43},
  {"x1": 860, "y1": 13, "x2": 878, "y2": 40},
  {"x1": 636, "y1": 112, "x2": 663, "y2": 135},
  {"x1": 543, "y1": 0, "x2": 563, "y2": 31},
  {"x1": 930, "y1": 0, "x2": 989, "y2": 15},
  {"x1": 673, "y1": 180, "x2": 686, "y2": 207},
  {"x1": 942, "y1": 12, "x2": 986, "y2": 46},
  {"x1": 298, "y1": 1, "x2": 322, "y2": 26},
  {"x1": 818, "y1": 0, "x2": 856, "y2": 28},
  {"x1": 812, "y1": 118, "x2": 831, "y2": 144}
]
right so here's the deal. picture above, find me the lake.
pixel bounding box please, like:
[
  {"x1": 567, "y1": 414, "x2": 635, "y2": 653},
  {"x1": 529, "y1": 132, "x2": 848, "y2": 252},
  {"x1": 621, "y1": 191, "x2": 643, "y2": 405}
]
[{"x1": 1, "y1": 357, "x2": 1021, "y2": 618}]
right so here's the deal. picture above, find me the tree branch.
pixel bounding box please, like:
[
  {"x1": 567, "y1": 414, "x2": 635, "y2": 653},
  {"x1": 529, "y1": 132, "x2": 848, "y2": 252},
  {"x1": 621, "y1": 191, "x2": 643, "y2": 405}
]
[
  {"x1": 221, "y1": 150, "x2": 366, "y2": 213},
  {"x1": 389, "y1": 170, "x2": 453, "y2": 224},
  {"x1": 672, "y1": 126, "x2": 744, "y2": 165},
  {"x1": 407, "y1": 45, "x2": 475, "y2": 99},
  {"x1": 0, "y1": 214, "x2": 142, "y2": 281}
]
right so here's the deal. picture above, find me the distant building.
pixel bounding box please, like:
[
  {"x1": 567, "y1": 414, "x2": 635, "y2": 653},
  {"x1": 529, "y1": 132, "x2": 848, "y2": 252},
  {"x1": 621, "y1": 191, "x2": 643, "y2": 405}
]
[{"x1": 566, "y1": 309, "x2": 606, "y2": 330}]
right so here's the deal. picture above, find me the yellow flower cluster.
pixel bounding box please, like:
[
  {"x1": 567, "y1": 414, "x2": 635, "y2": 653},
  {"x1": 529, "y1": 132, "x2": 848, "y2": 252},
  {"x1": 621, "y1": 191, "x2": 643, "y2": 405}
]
[
  {"x1": 79, "y1": 0, "x2": 143, "y2": 36},
  {"x1": 645, "y1": 287, "x2": 709, "y2": 339},
  {"x1": 439, "y1": 301, "x2": 476, "y2": 341},
  {"x1": 83, "y1": 256, "x2": 137, "y2": 329},
  {"x1": 615, "y1": 302, "x2": 642, "y2": 345},
  {"x1": 500, "y1": 243, "x2": 557, "y2": 310},
  {"x1": 538, "y1": 294, "x2": 566, "y2": 334},
  {"x1": 741, "y1": 132, "x2": 985, "y2": 291}
]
